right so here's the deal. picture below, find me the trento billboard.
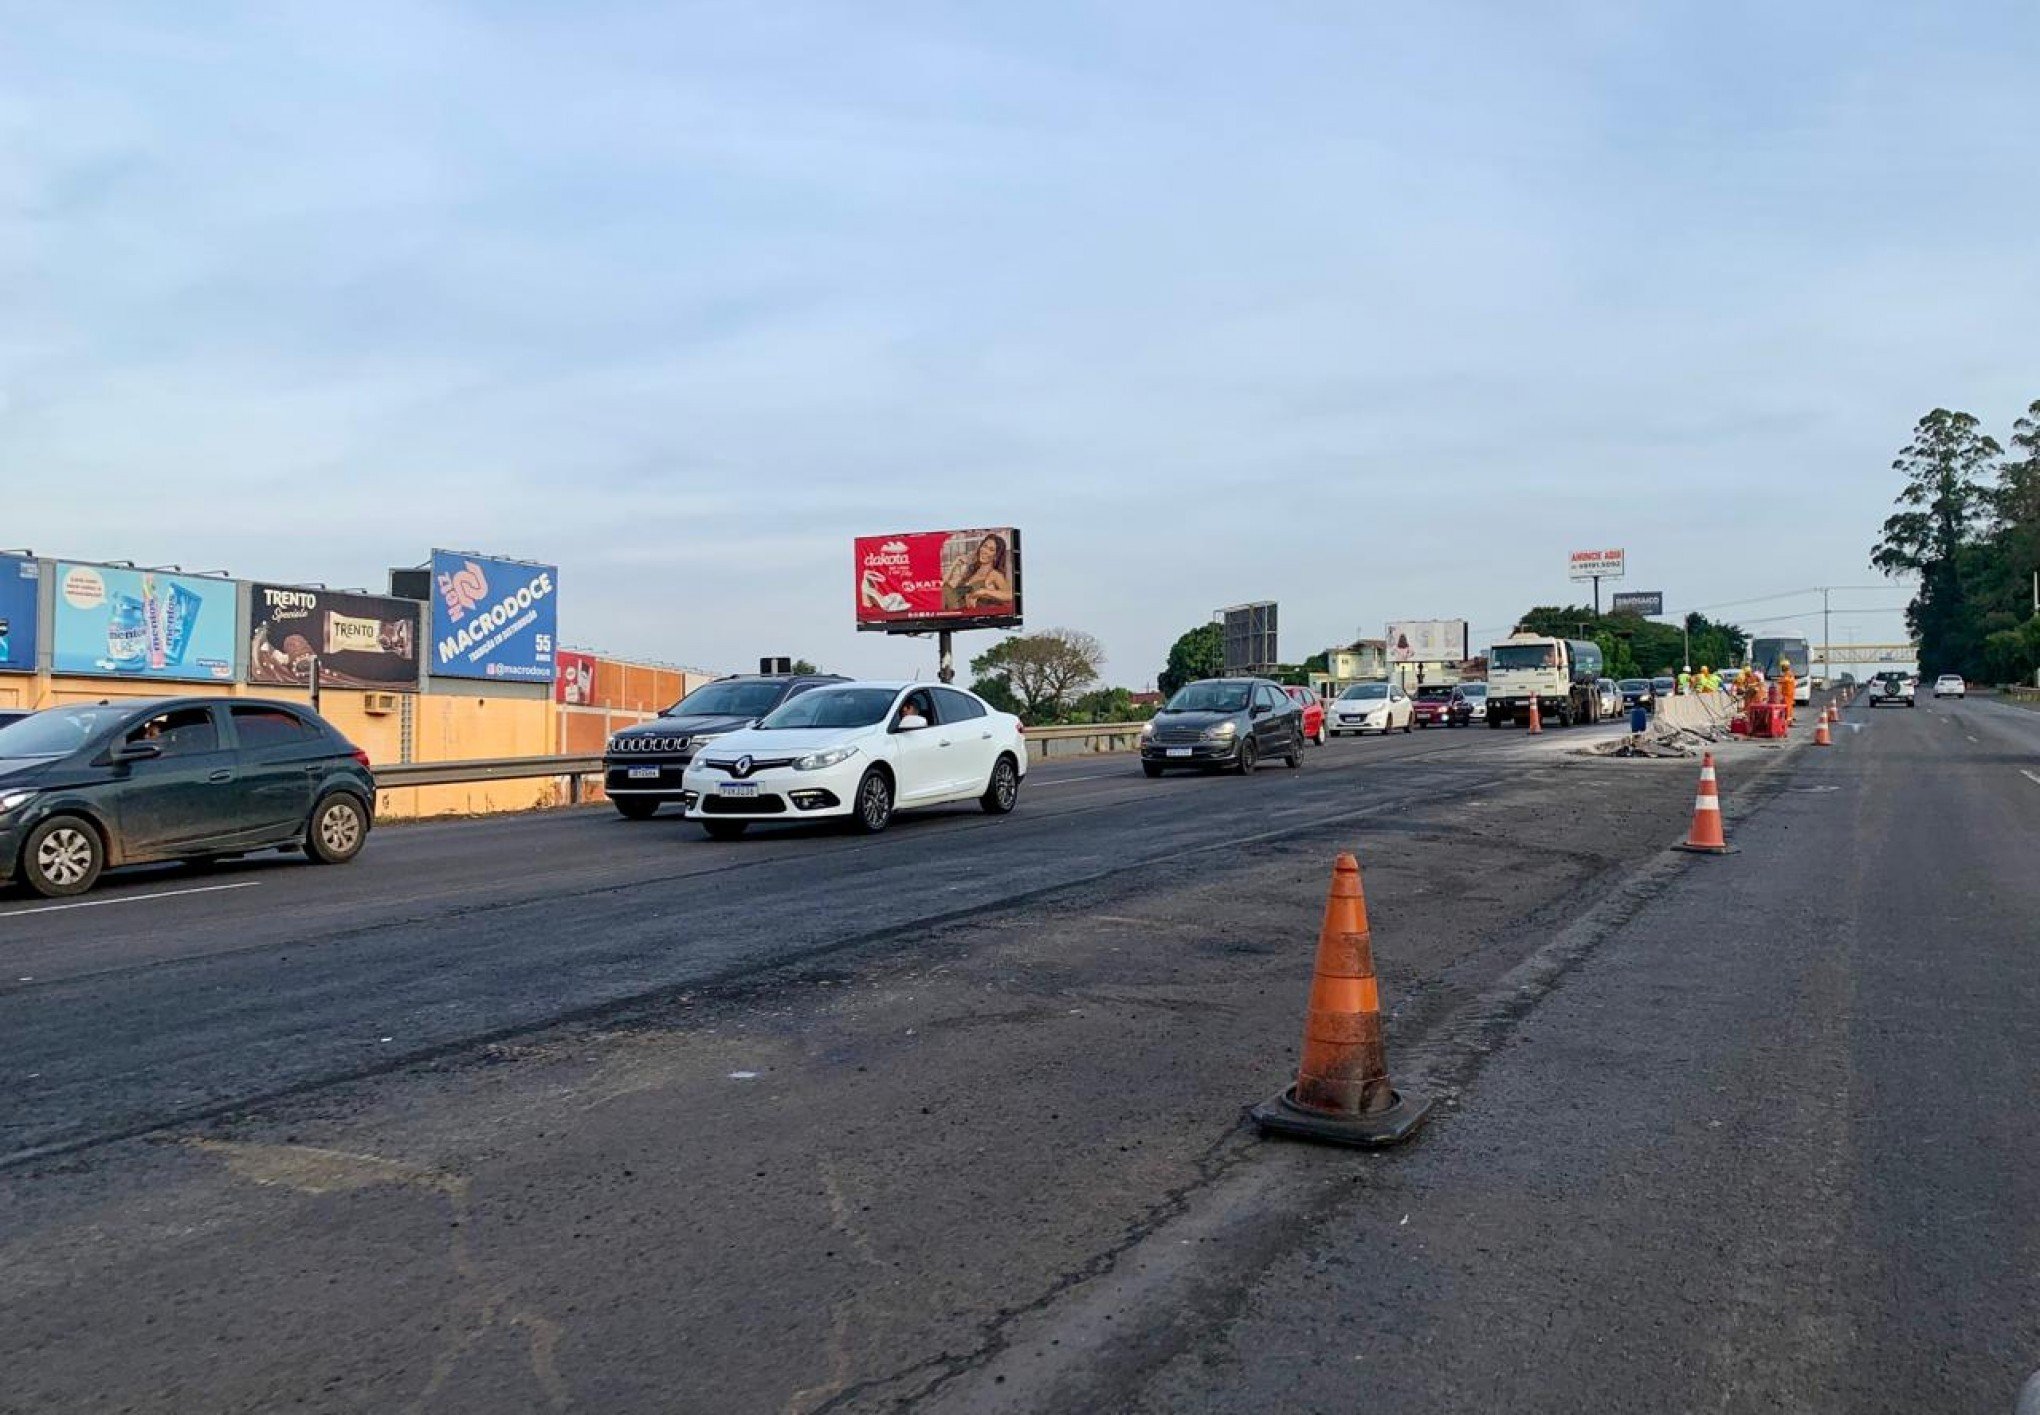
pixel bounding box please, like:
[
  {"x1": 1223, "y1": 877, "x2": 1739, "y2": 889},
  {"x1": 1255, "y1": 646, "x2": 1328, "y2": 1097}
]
[
  {"x1": 429, "y1": 550, "x2": 558, "y2": 682},
  {"x1": 855, "y1": 528, "x2": 1022, "y2": 632},
  {"x1": 1386, "y1": 620, "x2": 1469, "y2": 664},
  {"x1": 0, "y1": 554, "x2": 39, "y2": 674},
  {"x1": 248, "y1": 583, "x2": 420, "y2": 691},
  {"x1": 51, "y1": 563, "x2": 237, "y2": 681}
]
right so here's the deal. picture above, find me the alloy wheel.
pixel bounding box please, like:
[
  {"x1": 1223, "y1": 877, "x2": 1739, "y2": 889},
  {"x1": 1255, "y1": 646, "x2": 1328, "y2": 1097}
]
[{"x1": 37, "y1": 827, "x2": 95, "y2": 888}]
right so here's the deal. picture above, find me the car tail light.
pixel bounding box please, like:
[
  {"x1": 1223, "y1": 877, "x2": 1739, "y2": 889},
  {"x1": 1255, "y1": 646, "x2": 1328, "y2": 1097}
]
[
  {"x1": 351, "y1": 748, "x2": 372, "y2": 770},
  {"x1": 1017, "y1": 723, "x2": 1027, "y2": 734}
]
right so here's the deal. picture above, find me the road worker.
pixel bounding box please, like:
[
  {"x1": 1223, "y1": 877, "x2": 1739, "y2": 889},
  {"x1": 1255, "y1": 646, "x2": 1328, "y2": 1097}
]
[
  {"x1": 1778, "y1": 660, "x2": 1797, "y2": 724},
  {"x1": 1677, "y1": 666, "x2": 1693, "y2": 696}
]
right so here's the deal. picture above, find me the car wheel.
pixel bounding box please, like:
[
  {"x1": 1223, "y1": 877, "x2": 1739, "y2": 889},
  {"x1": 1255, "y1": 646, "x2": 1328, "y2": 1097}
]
[
  {"x1": 852, "y1": 768, "x2": 894, "y2": 833},
  {"x1": 1235, "y1": 737, "x2": 1258, "y2": 775},
  {"x1": 614, "y1": 797, "x2": 660, "y2": 820},
  {"x1": 306, "y1": 793, "x2": 369, "y2": 865},
  {"x1": 701, "y1": 820, "x2": 748, "y2": 841},
  {"x1": 1286, "y1": 733, "x2": 1303, "y2": 769},
  {"x1": 980, "y1": 755, "x2": 1021, "y2": 814},
  {"x1": 20, "y1": 815, "x2": 104, "y2": 898},
  {"x1": 1142, "y1": 761, "x2": 1166, "y2": 778},
  {"x1": 1313, "y1": 724, "x2": 1327, "y2": 746},
  {"x1": 1403, "y1": 715, "x2": 1414, "y2": 733}
]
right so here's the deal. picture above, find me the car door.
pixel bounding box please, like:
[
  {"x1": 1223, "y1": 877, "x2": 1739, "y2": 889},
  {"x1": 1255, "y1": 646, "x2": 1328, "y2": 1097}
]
[
  {"x1": 934, "y1": 687, "x2": 997, "y2": 798},
  {"x1": 887, "y1": 688, "x2": 952, "y2": 804},
  {"x1": 1251, "y1": 684, "x2": 1286, "y2": 755},
  {"x1": 224, "y1": 705, "x2": 322, "y2": 841},
  {"x1": 111, "y1": 705, "x2": 239, "y2": 860},
  {"x1": 1387, "y1": 684, "x2": 1407, "y2": 728}
]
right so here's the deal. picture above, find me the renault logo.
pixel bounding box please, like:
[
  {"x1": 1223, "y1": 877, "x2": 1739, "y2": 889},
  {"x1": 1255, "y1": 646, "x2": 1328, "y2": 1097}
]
[{"x1": 733, "y1": 755, "x2": 754, "y2": 779}]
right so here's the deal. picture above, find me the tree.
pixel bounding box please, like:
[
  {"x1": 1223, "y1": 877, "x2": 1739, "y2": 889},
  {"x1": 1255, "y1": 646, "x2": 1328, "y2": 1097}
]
[
  {"x1": 1157, "y1": 623, "x2": 1224, "y2": 696},
  {"x1": 1871, "y1": 408, "x2": 2000, "y2": 677},
  {"x1": 969, "y1": 629, "x2": 1105, "y2": 722},
  {"x1": 790, "y1": 658, "x2": 822, "y2": 675}
]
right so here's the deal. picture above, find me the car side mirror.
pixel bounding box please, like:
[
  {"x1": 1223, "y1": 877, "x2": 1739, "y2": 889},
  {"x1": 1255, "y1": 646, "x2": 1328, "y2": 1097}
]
[
  {"x1": 895, "y1": 718, "x2": 928, "y2": 732},
  {"x1": 1250, "y1": 703, "x2": 1270, "y2": 718},
  {"x1": 111, "y1": 740, "x2": 162, "y2": 763}
]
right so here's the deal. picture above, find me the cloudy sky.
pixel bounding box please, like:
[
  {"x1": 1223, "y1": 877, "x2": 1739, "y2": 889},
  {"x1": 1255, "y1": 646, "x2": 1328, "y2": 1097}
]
[{"x1": 5, "y1": 3, "x2": 2035, "y2": 684}]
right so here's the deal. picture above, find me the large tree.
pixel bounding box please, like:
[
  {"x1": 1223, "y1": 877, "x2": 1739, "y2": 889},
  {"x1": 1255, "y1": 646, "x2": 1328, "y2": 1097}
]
[
  {"x1": 1871, "y1": 408, "x2": 2001, "y2": 676},
  {"x1": 970, "y1": 629, "x2": 1105, "y2": 722},
  {"x1": 1157, "y1": 623, "x2": 1225, "y2": 696}
]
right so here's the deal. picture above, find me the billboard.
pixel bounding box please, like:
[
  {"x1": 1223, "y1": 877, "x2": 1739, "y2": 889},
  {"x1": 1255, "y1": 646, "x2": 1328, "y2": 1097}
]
[
  {"x1": 0, "y1": 555, "x2": 38, "y2": 674},
  {"x1": 50, "y1": 563, "x2": 237, "y2": 681},
  {"x1": 1569, "y1": 548, "x2": 1626, "y2": 581},
  {"x1": 429, "y1": 550, "x2": 559, "y2": 682},
  {"x1": 248, "y1": 583, "x2": 419, "y2": 691},
  {"x1": 1386, "y1": 620, "x2": 1469, "y2": 664},
  {"x1": 1221, "y1": 602, "x2": 1279, "y2": 674},
  {"x1": 556, "y1": 649, "x2": 598, "y2": 705},
  {"x1": 855, "y1": 528, "x2": 1022, "y2": 631},
  {"x1": 1610, "y1": 591, "x2": 1664, "y2": 617}
]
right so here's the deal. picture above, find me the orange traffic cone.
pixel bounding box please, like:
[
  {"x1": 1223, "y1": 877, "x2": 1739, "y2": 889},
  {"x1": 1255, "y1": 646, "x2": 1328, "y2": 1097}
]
[
  {"x1": 1249, "y1": 854, "x2": 1431, "y2": 1148},
  {"x1": 1676, "y1": 752, "x2": 1733, "y2": 854},
  {"x1": 1815, "y1": 717, "x2": 1833, "y2": 747},
  {"x1": 1526, "y1": 696, "x2": 1543, "y2": 734}
]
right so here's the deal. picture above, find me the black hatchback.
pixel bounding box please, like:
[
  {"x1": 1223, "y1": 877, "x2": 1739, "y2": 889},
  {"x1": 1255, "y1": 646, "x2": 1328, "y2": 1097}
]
[
  {"x1": 0, "y1": 697, "x2": 376, "y2": 898},
  {"x1": 1139, "y1": 677, "x2": 1306, "y2": 776}
]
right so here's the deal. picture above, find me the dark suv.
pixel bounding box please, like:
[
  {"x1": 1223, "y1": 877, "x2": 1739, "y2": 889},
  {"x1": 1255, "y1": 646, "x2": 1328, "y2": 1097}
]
[
  {"x1": 0, "y1": 697, "x2": 376, "y2": 898},
  {"x1": 604, "y1": 673, "x2": 847, "y2": 818},
  {"x1": 1140, "y1": 677, "x2": 1305, "y2": 776}
]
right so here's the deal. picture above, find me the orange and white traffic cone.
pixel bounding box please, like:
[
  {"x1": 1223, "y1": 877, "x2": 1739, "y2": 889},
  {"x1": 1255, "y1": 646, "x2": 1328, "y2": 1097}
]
[
  {"x1": 1815, "y1": 716, "x2": 1833, "y2": 747},
  {"x1": 1526, "y1": 697, "x2": 1543, "y2": 734},
  {"x1": 1249, "y1": 854, "x2": 1430, "y2": 1148},
  {"x1": 1677, "y1": 752, "x2": 1733, "y2": 854}
]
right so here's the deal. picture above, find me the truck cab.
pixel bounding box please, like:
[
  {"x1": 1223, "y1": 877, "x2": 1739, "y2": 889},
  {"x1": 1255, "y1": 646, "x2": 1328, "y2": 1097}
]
[{"x1": 1485, "y1": 634, "x2": 1605, "y2": 728}]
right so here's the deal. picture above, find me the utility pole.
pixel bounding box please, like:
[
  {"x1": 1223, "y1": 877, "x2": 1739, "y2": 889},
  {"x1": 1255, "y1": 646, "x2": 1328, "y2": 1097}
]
[{"x1": 1822, "y1": 586, "x2": 1831, "y2": 686}]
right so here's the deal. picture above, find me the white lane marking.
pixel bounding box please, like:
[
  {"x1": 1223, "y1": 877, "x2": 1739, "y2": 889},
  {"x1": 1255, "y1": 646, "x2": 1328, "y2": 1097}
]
[
  {"x1": 2022, "y1": 770, "x2": 2040, "y2": 788},
  {"x1": 1030, "y1": 772, "x2": 1127, "y2": 787},
  {"x1": 1966, "y1": 734, "x2": 1979, "y2": 743},
  {"x1": 0, "y1": 880, "x2": 260, "y2": 919}
]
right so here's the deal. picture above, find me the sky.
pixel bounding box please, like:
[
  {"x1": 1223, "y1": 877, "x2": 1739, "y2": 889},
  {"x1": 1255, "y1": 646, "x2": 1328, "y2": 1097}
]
[{"x1": 4, "y1": 2, "x2": 2037, "y2": 686}]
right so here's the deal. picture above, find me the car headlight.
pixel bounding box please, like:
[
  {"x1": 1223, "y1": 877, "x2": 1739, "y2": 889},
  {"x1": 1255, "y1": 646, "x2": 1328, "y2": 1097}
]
[
  {"x1": 1140, "y1": 721, "x2": 1156, "y2": 736},
  {"x1": 794, "y1": 745, "x2": 858, "y2": 772},
  {"x1": 0, "y1": 789, "x2": 34, "y2": 815},
  {"x1": 1205, "y1": 721, "x2": 1237, "y2": 740}
]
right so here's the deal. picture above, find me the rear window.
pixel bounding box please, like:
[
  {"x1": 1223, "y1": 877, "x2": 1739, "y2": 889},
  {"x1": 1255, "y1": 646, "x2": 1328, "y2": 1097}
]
[{"x1": 231, "y1": 706, "x2": 314, "y2": 748}]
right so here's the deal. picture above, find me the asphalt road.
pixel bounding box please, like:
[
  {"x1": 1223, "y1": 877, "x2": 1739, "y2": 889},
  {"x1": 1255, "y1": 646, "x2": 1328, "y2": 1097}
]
[{"x1": 5, "y1": 698, "x2": 2035, "y2": 1413}]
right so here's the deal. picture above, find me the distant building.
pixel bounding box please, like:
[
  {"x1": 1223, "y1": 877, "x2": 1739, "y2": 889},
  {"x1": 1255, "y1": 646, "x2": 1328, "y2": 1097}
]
[{"x1": 1311, "y1": 639, "x2": 1389, "y2": 700}]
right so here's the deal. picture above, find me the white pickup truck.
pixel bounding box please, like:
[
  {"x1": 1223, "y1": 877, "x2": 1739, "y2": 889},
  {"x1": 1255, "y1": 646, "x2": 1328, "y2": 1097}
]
[{"x1": 1867, "y1": 670, "x2": 1915, "y2": 708}]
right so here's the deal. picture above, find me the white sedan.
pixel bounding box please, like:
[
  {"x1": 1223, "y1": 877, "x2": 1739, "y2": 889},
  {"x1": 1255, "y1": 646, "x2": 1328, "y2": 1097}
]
[
  {"x1": 680, "y1": 681, "x2": 1026, "y2": 839},
  {"x1": 1328, "y1": 681, "x2": 1414, "y2": 736},
  {"x1": 1932, "y1": 674, "x2": 1966, "y2": 699}
]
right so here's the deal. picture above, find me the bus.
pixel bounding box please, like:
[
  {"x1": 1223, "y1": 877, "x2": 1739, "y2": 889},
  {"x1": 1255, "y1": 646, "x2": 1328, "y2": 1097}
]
[{"x1": 1749, "y1": 636, "x2": 1813, "y2": 705}]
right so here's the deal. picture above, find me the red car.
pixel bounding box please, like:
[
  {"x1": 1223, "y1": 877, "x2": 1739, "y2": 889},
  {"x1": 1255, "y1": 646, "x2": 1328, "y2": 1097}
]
[
  {"x1": 1283, "y1": 686, "x2": 1327, "y2": 745},
  {"x1": 1411, "y1": 684, "x2": 1460, "y2": 727}
]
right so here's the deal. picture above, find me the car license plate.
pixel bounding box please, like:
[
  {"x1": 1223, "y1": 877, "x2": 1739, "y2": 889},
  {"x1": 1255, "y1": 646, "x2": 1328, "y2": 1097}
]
[
  {"x1": 1165, "y1": 747, "x2": 1193, "y2": 758},
  {"x1": 719, "y1": 782, "x2": 760, "y2": 798},
  {"x1": 627, "y1": 766, "x2": 660, "y2": 780}
]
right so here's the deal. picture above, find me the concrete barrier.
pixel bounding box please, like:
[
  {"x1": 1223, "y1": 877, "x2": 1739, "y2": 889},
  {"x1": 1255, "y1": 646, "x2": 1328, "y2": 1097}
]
[{"x1": 1653, "y1": 692, "x2": 1740, "y2": 734}]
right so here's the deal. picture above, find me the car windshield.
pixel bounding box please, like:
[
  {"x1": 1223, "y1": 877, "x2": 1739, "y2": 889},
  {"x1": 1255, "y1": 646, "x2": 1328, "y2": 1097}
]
[
  {"x1": 1339, "y1": 683, "x2": 1389, "y2": 701},
  {"x1": 1416, "y1": 687, "x2": 1455, "y2": 701},
  {"x1": 1619, "y1": 679, "x2": 1648, "y2": 691},
  {"x1": 1457, "y1": 683, "x2": 1486, "y2": 697},
  {"x1": 665, "y1": 680, "x2": 788, "y2": 719},
  {"x1": 1492, "y1": 644, "x2": 1559, "y2": 670},
  {"x1": 758, "y1": 687, "x2": 897, "y2": 729},
  {"x1": 0, "y1": 705, "x2": 131, "y2": 758},
  {"x1": 1167, "y1": 682, "x2": 1250, "y2": 713}
]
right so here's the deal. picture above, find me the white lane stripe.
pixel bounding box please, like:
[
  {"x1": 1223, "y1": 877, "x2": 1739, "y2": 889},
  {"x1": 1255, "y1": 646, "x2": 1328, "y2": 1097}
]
[
  {"x1": 2022, "y1": 770, "x2": 2040, "y2": 788},
  {"x1": 0, "y1": 880, "x2": 260, "y2": 919},
  {"x1": 1030, "y1": 772, "x2": 1126, "y2": 787}
]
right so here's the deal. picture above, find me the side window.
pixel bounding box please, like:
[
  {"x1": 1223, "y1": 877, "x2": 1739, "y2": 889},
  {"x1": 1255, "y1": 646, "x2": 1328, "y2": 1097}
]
[
  {"x1": 897, "y1": 690, "x2": 936, "y2": 726},
  {"x1": 127, "y1": 706, "x2": 219, "y2": 757},
  {"x1": 1257, "y1": 685, "x2": 1282, "y2": 711},
  {"x1": 231, "y1": 706, "x2": 313, "y2": 750},
  {"x1": 934, "y1": 687, "x2": 986, "y2": 721}
]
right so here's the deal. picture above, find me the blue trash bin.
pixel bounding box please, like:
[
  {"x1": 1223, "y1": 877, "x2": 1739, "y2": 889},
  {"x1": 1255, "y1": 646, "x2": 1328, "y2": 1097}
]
[{"x1": 1629, "y1": 705, "x2": 1649, "y2": 733}]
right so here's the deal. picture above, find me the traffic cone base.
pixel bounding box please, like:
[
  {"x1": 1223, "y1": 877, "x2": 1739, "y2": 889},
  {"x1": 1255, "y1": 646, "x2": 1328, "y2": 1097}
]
[{"x1": 1249, "y1": 1085, "x2": 1432, "y2": 1149}]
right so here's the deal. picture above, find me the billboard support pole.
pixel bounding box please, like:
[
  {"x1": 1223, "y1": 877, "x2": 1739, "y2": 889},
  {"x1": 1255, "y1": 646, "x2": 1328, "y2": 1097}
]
[
  {"x1": 1592, "y1": 576, "x2": 1602, "y2": 616},
  {"x1": 938, "y1": 630, "x2": 955, "y2": 684},
  {"x1": 309, "y1": 656, "x2": 322, "y2": 713}
]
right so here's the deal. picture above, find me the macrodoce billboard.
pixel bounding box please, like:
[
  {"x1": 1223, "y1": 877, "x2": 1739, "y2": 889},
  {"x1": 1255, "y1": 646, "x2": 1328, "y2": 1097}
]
[
  {"x1": 429, "y1": 550, "x2": 559, "y2": 682},
  {"x1": 0, "y1": 554, "x2": 39, "y2": 674},
  {"x1": 51, "y1": 563, "x2": 237, "y2": 681},
  {"x1": 248, "y1": 583, "x2": 420, "y2": 690},
  {"x1": 854, "y1": 528, "x2": 1022, "y2": 631}
]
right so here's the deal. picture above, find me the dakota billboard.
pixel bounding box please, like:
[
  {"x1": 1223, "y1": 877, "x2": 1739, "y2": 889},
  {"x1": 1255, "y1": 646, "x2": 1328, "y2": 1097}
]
[
  {"x1": 1568, "y1": 548, "x2": 1626, "y2": 581},
  {"x1": 50, "y1": 563, "x2": 237, "y2": 682},
  {"x1": 248, "y1": 583, "x2": 420, "y2": 690},
  {"x1": 429, "y1": 550, "x2": 559, "y2": 682},
  {"x1": 854, "y1": 528, "x2": 1022, "y2": 631},
  {"x1": 0, "y1": 554, "x2": 39, "y2": 674},
  {"x1": 1386, "y1": 620, "x2": 1469, "y2": 663}
]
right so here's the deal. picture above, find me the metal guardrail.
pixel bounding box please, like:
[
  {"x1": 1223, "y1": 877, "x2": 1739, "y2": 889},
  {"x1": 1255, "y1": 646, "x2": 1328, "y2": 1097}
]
[{"x1": 374, "y1": 755, "x2": 607, "y2": 788}]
